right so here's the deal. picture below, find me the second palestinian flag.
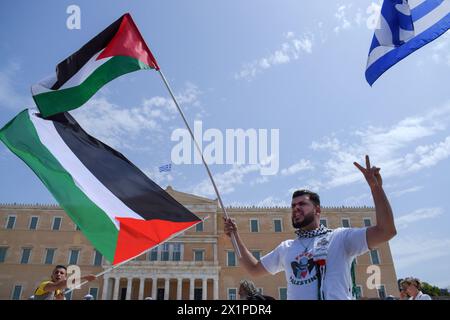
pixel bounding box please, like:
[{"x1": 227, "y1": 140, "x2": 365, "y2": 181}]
[
  {"x1": 0, "y1": 109, "x2": 201, "y2": 265},
  {"x1": 32, "y1": 13, "x2": 159, "y2": 118}
]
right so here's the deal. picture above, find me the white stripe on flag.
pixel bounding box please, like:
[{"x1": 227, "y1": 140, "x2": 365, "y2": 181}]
[
  {"x1": 414, "y1": 0, "x2": 450, "y2": 34},
  {"x1": 28, "y1": 109, "x2": 144, "y2": 228},
  {"x1": 410, "y1": 0, "x2": 428, "y2": 10},
  {"x1": 31, "y1": 52, "x2": 112, "y2": 95}
]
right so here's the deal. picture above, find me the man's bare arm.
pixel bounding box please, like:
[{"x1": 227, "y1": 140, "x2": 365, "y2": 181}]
[
  {"x1": 224, "y1": 218, "x2": 269, "y2": 277},
  {"x1": 354, "y1": 155, "x2": 397, "y2": 249}
]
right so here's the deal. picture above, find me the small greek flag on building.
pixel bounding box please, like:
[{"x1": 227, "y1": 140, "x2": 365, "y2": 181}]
[
  {"x1": 366, "y1": 0, "x2": 450, "y2": 85},
  {"x1": 159, "y1": 164, "x2": 172, "y2": 173}
]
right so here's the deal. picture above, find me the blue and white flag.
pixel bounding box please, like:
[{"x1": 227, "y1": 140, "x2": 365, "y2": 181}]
[
  {"x1": 159, "y1": 164, "x2": 172, "y2": 173},
  {"x1": 366, "y1": 0, "x2": 450, "y2": 85}
]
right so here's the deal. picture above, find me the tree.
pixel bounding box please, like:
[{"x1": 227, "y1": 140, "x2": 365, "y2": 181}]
[{"x1": 421, "y1": 282, "x2": 442, "y2": 297}]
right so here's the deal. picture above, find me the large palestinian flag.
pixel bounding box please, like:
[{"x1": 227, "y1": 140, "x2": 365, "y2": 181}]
[
  {"x1": 32, "y1": 13, "x2": 159, "y2": 118},
  {"x1": 0, "y1": 109, "x2": 201, "y2": 265}
]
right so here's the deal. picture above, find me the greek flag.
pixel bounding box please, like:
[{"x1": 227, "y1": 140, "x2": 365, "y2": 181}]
[
  {"x1": 159, "y1": 164, "x2": 172, "y2": 172},
  {"x1": 366, "y1": 0, "x2": 450, "y2": 85}
]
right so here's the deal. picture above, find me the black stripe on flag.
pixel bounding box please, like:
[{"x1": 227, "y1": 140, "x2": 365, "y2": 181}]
[
  {"x1": 46, "y1": 112, "x2": 199, "y2": 223},
  {"x1": 51, "y1": 14, "x2": 125, "y2": 90}
]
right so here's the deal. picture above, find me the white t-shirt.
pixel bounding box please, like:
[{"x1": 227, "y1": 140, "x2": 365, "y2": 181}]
[
  {"x1": 409, "y1": 291, "x2": 432, "y2": 300},
  {"x1": 260, "y1": 227, "x2": 368, "y2": 300}
]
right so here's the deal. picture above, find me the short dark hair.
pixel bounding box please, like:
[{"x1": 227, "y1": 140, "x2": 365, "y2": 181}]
[
  {"x1": 292, "y1": 189, "x2": 320, "y2": 206},
  {"x1": 54, "y1": 265, "x2": 67, "y2": 271}
]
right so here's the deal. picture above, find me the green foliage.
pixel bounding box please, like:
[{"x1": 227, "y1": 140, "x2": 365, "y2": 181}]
[{"x1": 421, "y1": 282, "x2": 445, "y2": 297}]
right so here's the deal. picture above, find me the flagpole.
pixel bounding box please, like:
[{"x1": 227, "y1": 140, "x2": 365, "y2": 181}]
[
  {"x1": 64, "y1": 217, "x2": 207, "y2": 295},
  {"x1": 157, "y1": 70, "x2": 241, "y2": 258}
]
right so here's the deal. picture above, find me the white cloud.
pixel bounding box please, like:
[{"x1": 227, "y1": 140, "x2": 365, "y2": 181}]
[
  {"x1": 250, "y1": 176, "x2": 269, "y2": 186},
  {"x1": 281, "y1": 159, "x2": 314, "y2": 176},
  {"x1": 257, "y1": 196, "x2": 289, "y2": 207},
  {"x1": 0, "y1": 62, "x2": 32, "y2": 110},
  {"x1": 71, "y1": 83, "x2": 202, "y2": 149},
  {"x1": 334, "y1": 5, "x2": 352, "y2": 34},
  {"x1": 311, "y1": 103, "x2": 450, "y2": 188},
  {"x1": 235, "y1": 32, "x2": 314, "y2": 80},
  {"x1": 391, "y1": 186, "x2": 423, "y2": 198},
  {"x1": 191, "y1": 164, "x2": 260, "y2": 197},
  {"x1": 396, "y1": 207, "x2": 443, "y2": 229},
  {"x1": 391, "y1": 235, "x2": 450, "y2": 270},
  {"x1": 341, "y1": 193, "x2": 371, "y2": 207},
  {"x1": 430, "y1": 31, "x2": 450, "y2": 66}
]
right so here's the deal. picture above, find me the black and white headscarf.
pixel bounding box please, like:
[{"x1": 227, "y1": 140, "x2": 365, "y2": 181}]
[{"x1": 295, "y1": 224, "x2": 332, "y2": 238}]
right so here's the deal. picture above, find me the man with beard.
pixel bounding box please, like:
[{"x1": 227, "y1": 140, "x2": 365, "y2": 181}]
[{"x1": 224, "y1": 155, "x2": 397, "y2": 300}]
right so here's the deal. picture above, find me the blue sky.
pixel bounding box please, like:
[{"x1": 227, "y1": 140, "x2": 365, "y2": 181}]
[{"x1": 1, "y1": 1, "x2": 450, "y2": 289}]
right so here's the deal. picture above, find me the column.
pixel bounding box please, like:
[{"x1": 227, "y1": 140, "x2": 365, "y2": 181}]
[
  {"x1": 101, "y1": 276, "x2": 109, "y2": 300},
  {"x1": 213, "y1": 277, "x2": 219, "y2": 300},
  {"x1": 126, "y1": 277, "x2": 132, "y2": 300},
  {"x1": 177, "y1": 278, "x2": 183, "y2": 300},
  {"x1": 164, "y1": 278, "x2": 170, "y2": 300},
  {"x1": 112, "y1": 277, "x2": 120, "y2": 300},
  {"x1": 151, "y1": 277, "x2": 157, "y2": 299},
  {"x1": 189, "y1": 278, "x2": 195, "y2": 300},
  {"x1": 138, "y1": 277, "x2": 145, "y2": 300},
  {"x1": 202, "y1": 278, "x2": 208, "y2": 300},
  {"x1": 213, "y1": 243, "x2": 218, "y2": 265}
]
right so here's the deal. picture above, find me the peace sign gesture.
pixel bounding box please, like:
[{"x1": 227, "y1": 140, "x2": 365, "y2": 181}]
[{"x1": 353, "y1": 155, "x2": 382, "y2": 188}]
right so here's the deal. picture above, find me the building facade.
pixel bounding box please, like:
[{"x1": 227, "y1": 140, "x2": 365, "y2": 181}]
[{"x1": 0, "y1": 187, "x2": 399, "y2": 300}]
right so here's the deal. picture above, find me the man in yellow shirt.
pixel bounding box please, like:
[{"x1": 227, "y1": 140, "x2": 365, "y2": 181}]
[{"x1": 34, "y1": 265, "x2": 96, "y2": 300}]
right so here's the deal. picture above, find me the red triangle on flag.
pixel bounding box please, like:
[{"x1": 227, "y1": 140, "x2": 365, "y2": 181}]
[
  {"x1": 113, "y1": 217, "x2": 197, "y2": 265},
  {"x1": 97, "y1": 13, "x2": 159, "y2": 70}
]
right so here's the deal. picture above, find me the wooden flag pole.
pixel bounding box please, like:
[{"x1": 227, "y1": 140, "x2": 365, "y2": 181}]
[{"x1": 157, "y1": 70, "x2": 242, "y2": 258}]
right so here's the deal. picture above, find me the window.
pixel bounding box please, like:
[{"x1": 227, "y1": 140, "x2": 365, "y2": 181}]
[
  {"x1": 29, "y1": 216, "x2": 39, "y2": 230},
  {"x1": 228, "y1": 288, "x2": 237, "y2": 300},
  {"x1": 354, "y1": 285, "x2": 363, "y2": 299},
  {"x1": 69, "y1": 249, "x2": 80, "y2": 265},
  {"x1": 195, "y1": 221, "x2": 204, "y2": 232},
  {"x1": 172, "y1": 243, "x2": 181, "y2": 261},
  {"x1": 6, "y1": 216, "x2": 16, "y2": 229},
  {"x1": 161, "y1": 243, "x2": 170, "y2": 261},
  {"x1": 363, "y1": 218, "x2": 372, "y2": 227},
  {"x1": 93, "y1": 250, "x2": 102, "y2": 266},
  {"x1": 149, "y1": 248, "x2": 158, "y2": 261},
  {"x1": 250, "y1": 219, "x2": 259, "y2": 232},
  {"x1": 0, "y1": 247, "x2": 8, "y2": 263},
  {"x1": 320, "y1": 218, "x2": 328, "y2": 227},
  {"x1": 342, "y1": 218, "x2": 350, "y2": 228},
  {"x1": 21, "y1": 248, "x2": 32, "y2": 264},
  {"x1": 227, "y1": 251, "x2": 236, "y2": 267},
  {"x1": 279, "y1": 288, "x2": 287, "y2": 300},
  {"x1": 52, "y1": 217, "x2": 62, "y2": 230},
  {"x1": 194, "y1": 249, "x2": 204, "y2": 261},
  {"x1": 44, "y1": 248, "x2": 56, "y2": 265},
  {"x1": 89, "y1": 287, "x2": 99, "y2": 300},
  {"x1": 377, "y1": 285, "x2": 386, "y2": 299},
  {"x1": 273, "y1": 219, "x2": 283, "y2": 232},
  {"x1": 11, "y1": 285, "x2": 22, "y2": 300},
  {"x1": 370, "y1": 250, "x2": 380, "y2": 265},
  {"x1": 251, "y1": 250, "x2": 261, "y2": 260}
]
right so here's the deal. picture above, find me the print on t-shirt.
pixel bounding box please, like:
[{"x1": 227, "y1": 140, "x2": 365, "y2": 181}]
[{"x1": 289, "y1": 251, "x2": 317, "y2": 285}]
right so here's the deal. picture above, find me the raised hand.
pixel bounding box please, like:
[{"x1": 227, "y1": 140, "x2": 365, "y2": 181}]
[
  {"x1": 223, "y1": 217, "x2": 238, "y2": 237},
  {"x1": 353, "y1": 155, "x2": 382, "y2": 188}
]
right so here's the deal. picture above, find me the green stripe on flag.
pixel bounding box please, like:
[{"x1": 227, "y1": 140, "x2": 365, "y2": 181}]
[
  {"x1": 0, "y1": 110, "x2": 118, "y2": 262},
  {"x1": 33, "y1": 56, "x2": 151, "y2": 118}
]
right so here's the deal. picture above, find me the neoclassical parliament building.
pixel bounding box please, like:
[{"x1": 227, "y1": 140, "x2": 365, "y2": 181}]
[{"x1": 0, "y1": 187, "x2": 399, "y2": 300}]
